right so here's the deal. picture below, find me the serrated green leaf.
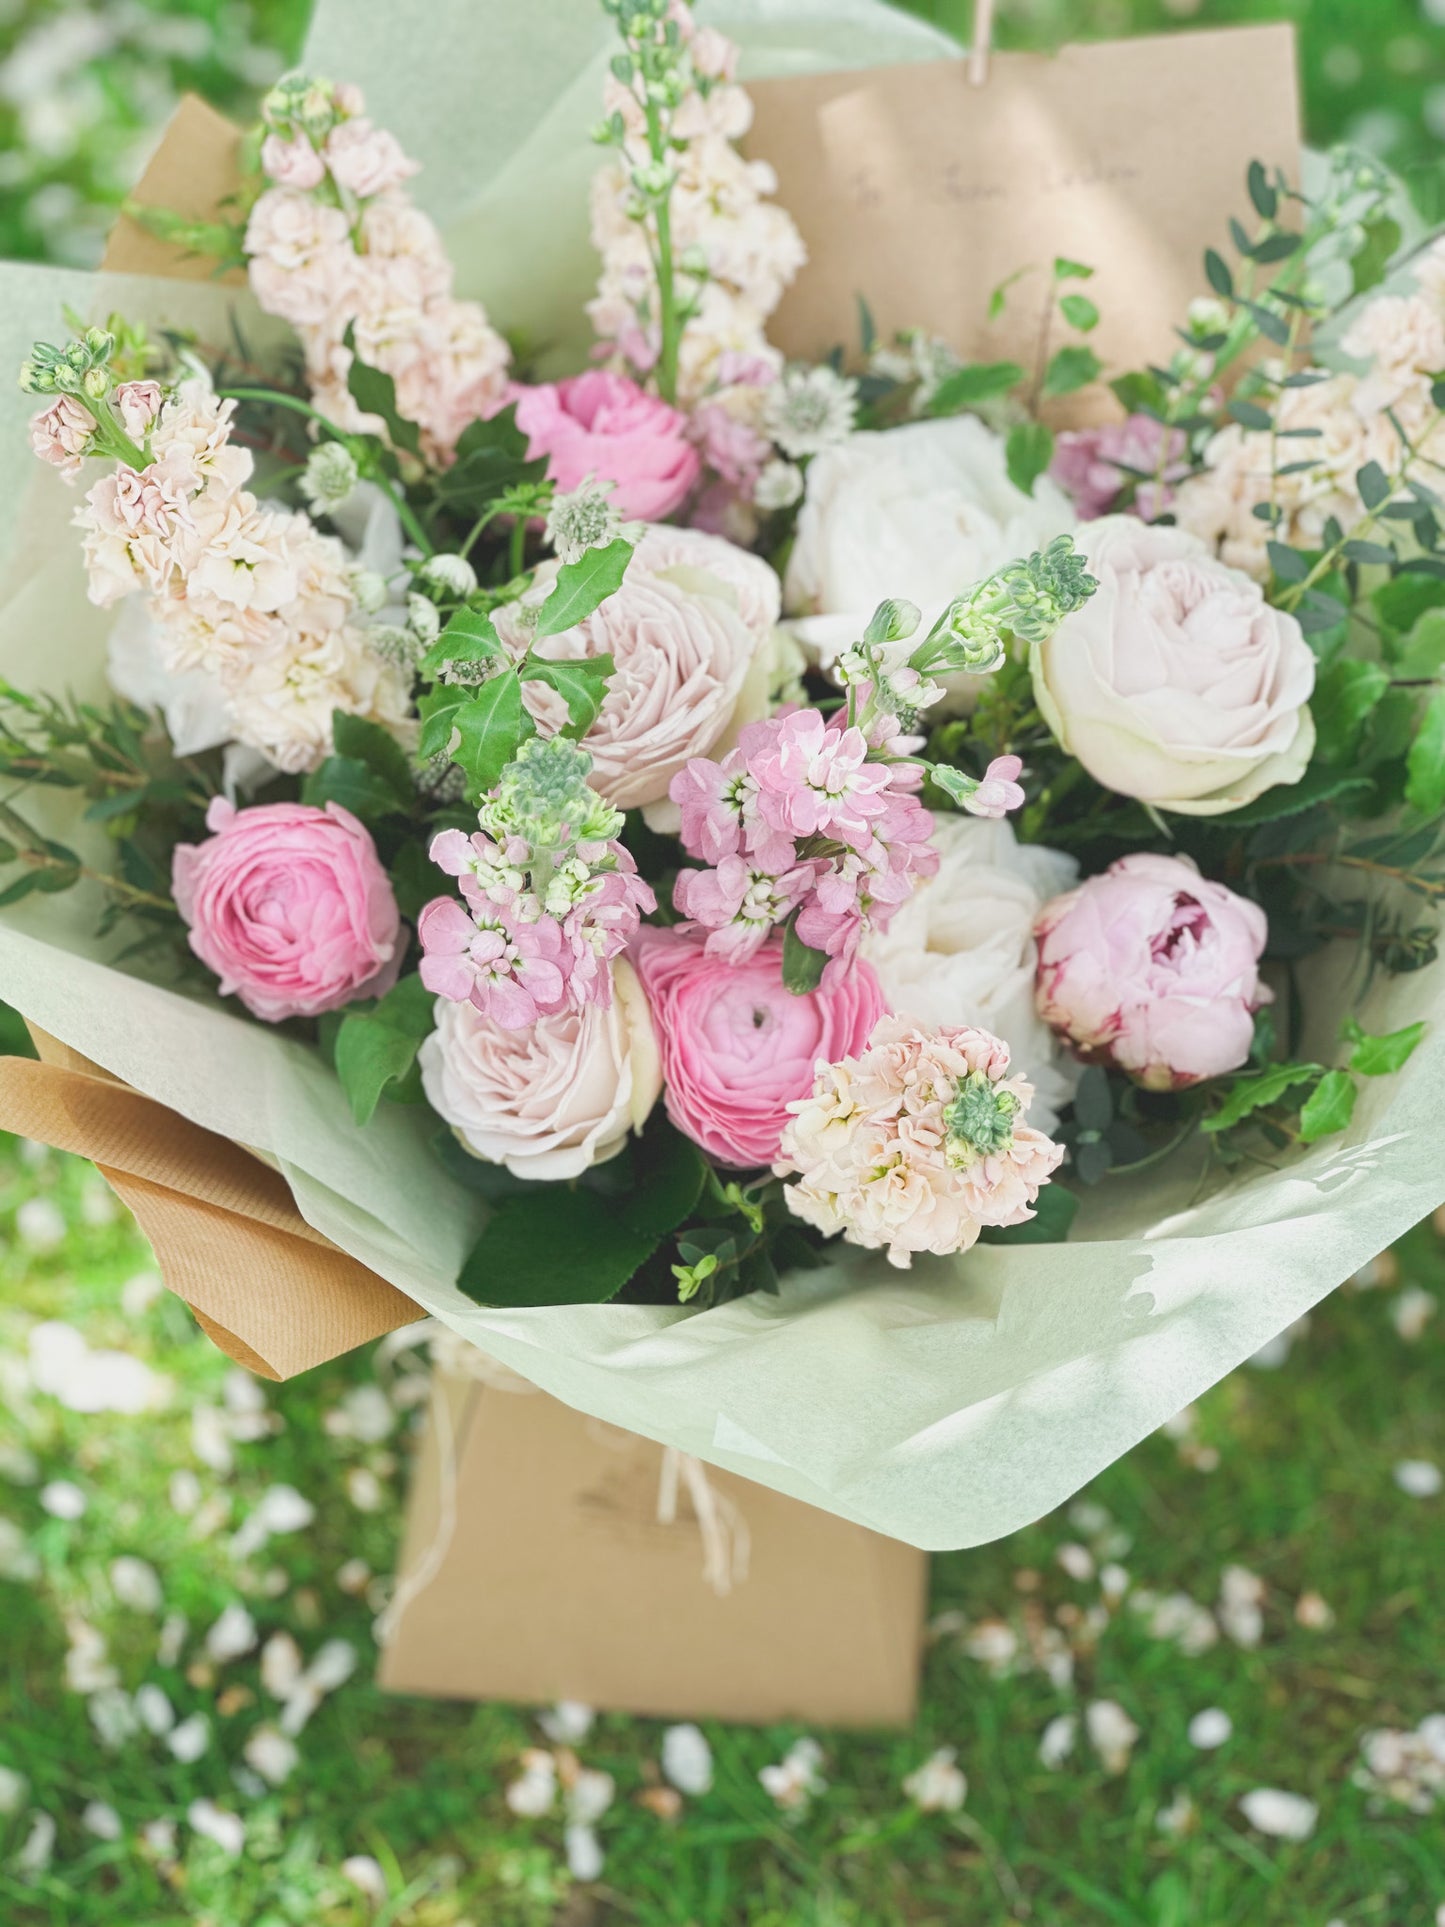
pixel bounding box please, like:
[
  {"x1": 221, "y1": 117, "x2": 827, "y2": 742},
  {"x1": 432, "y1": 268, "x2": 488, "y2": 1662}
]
[
  {"x1": 420, "y1": 606, "x2": 506, "y2": 678},
  {"x1": 1347, "y1": 1020, "x2": 1425, "y2": 1077},
  {"x1": 435, "y1": 404, "x2": 549, "y2": 507},
  {"x1": 416, "y1": 684, "x2": 468, "y2": 762},
  {"x1": 1005, "y1": 420, "x2": 1055, "y2": 497},
  {"x1": 1406, "y1": 687, "x2": 1445, "y2": 818},
  {"x1": 1203, "y1": 1060, "x2": 1323, "y2": 1133},
  {"x1": 520, "y1": 653, "x2": 615, "y2": 735},
  {"x1": 534, "y1": 539, "x2": 634, "y2": 639},
  {"x1": 1042, "y1": 345, "x2": 1103, "y2": 398},
  {"x1": 301, "y1": 754, "x2": 408, "y2": 823},
  {"x1": 453, "y1": 671, "x2": 525, "y2": 798},
  {"x1": 927, "y1": 360, "x2": 1025, "y2": 414},
  {"x1": 1299, "y1": 1068, "x2": 1357, "y2": 1143}
]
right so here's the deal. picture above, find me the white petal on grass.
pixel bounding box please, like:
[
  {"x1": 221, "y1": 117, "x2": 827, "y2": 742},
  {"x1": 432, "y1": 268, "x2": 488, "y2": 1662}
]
[
  {"x1": 120, "y1": 1269, "x2": 164, "y2": 1317},
  {"x1": 16, "y1": 1197, "x2": 66, "y2": 1251},
  {"x1": 205, "y1": 1603, "x2": 258, "y2": 1664},
  {"x1": 1394, "y1": 1460, "x2": 1443, "y2": 1499},
  {"x1": 903, "y1": 1746, "x2": 967, "y2": 1813},
  {"x1": 134, "y1": 1683, "x2": 175, "y2": 1736},
  {"x1": 1056, "y1": 1542, "x2": 1095, "y2": 1582},
  {"x1": 1156, "y1": 1790, "x2": 1198, "y2": 1837},
  {"x1": 325, "y1": 1384, "x2": 395, "y2": 1443},
  {"x1": 1295, "y1": 1590, "x2": 1335, "y2": 1630},
  {"x1": 1099, "y1": 1563, "x2": 1130, "y2": 1604},
  {"x1": 28, "y1": 1322, "x2": 167, "y2": 1415},
  {"x1": 1239, "y1": 1787, "x2": 1318, "y2": 1841},
  {"x1": 260, "y1": 1631, "x2": 303, "y2": 1700},
  {"x1": 0, "y1": 1766, "x2": 28, "y2": 1814},
  {"x1": 81, "y1": 1801, "x2": 122, "y2": 1841},
  {"x1": 661, "y1": 1723, "x2": 714, "y2": 1796},
  {"x1": 187, "y1": 1799, "x2": 245, "y2": 1856},
  {"x1": 140, "y1": 1817, "x2": 177, "y2": 1862},
  {"x1": 0, "y1": 1517, "x2": 39, "y2": 1582},
  {"x1": 156, "y1": 1613, "x2": 188, "y2": 1668},
  {"x1": 242, "y1": 1725, "x2": 298, "y2": 1787},
  {"x1": 168, "y1": 1470, "x2": 201, "y2": 1516},
  {"x1": 88, "y1": 1688, "x2": 139, "y2": 1749},
  {"x1": 564, "y1": 1822, "x2": 604, "y2": 1882},
  {"x1": 342, "y1": 1855, "x2": 388, "y2": 1904},
  {"x1": 191, "y1": 1405, "x2": 233, "y2": 1476},
  {"x1": 1391, "y1": 1287, "x2": 1437, "y2": 1341},
  {"x1": 1086, "y1": 1700, "x2": 1140, "y2": 1776},
  {"x1": 505, "y1": 1749, "x2": 558, "y2": 1818},
  {"x1": 167, "y1": 1714, "x2": 211, "y2": 1764},
  {"x1": 1218, "y1": 1566, "x2": 1266, "y2": 1649},
  {"x1": 0, "y1": 1442, "x2": 39, "y2": 1485},
  {"x1": 16, "y1": 1812, "x2": 55, "y2": 1876},
  {"x1": 1188, "y1": 1708, "x2": 1233, "y2": 1750},
  {"x1": 759, "y1": 1737, "x2": 826, "y2": 1811},
  {"x1": 40, "y1": 1480, "x2": 86, "y2": 1520},
  {"x1": 110, "y1": 1557, "x2": 163, "y2": 1614},
  {"x1": 538, "y1": 1700, "x2": 594, "y2": 1745},
  {"x1": 1038, "y1": 1715, "x2": 1077, "y2": 1769},
  {"x1": 65, "y1": 1620, "x2": 117, "y2": 1693},
  {"x1": 345, "y1": 1467, "x2": 385, "y2": 1512},
  {"x1": 231, "y1": 1485, "x2": 315, "y2": 1559},
  {"x1": 79, "y1": 1178, "x2": 118, "y2": 1226}
]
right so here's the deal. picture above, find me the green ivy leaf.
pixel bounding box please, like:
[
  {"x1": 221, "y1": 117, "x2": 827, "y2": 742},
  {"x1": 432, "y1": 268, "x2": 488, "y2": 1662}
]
[
  {"x1": 927, "y1": 360, "x2": 1025, "y2": 414},
  {"x1": 334, "y1": 975, "x2": 435, "y2": 1127},
  {"x1": 1374, "y1": 573, "x2": 1445, "y2": 647},
  {"x1": 1298, "y1": 1068, "x2": 1357, "y2": 1143},
  {"x1": 1005, "y1": 421, "x2": 1055, "y2": 497},
  {"x1": 1406, "y1": 687, "x2": 1445, "y2": 818},
  {"x1": 1042, "y1": 345, "x2": 1103, "y2": 398},
  {"x1": 781, "y1": 910, "x2": 828, "y2": 994},
  {"x1": 453, "y1": 670, "x2": 525, "y2": 799},
  {"x1": 1203, "y1": 1061, "x2": 1323, "y2": 1133},
  {"x1": 534, "y1": 539, "x2": 634, "y2": 639},
  {"x1": 343, "y1": 323, "x2": 422, "y2": 458},
  {"x1": 1345, "y1": 1018, "x2": 1426, "y2": 1077},
  {"x1": 519, "y1": 653, "x2": 615, "y2": 736}
]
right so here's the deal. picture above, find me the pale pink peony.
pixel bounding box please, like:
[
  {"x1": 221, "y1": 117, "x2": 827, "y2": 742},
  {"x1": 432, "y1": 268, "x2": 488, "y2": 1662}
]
[
  {"x1": 512, "y1": 372, "x2": 700, "y2": 521},
  {"x1": 1034, "y1": 853, "x2": 1270, "y2": 1091},
  {"x1": 259, "y1": 131, "x2": 326, "y2": 191},
  {"x1": 323, "y1": 118, "x2": 419, "y2": 200},
  {"x1": 419, "y1": 960, "x2": 661, "y2": 1181},
  {"x1": 630, "y1": 926, "x2": 885, "y2": 1168},
  {"x1": 1050, "y1": 415, "x2": 1189, "y2": 520},
  {"x1": 777, "y1": 1016, "x2": 1064, "y2": 1268},
  {"x1": 172, "y1": 797, "x2": 401, "y2": 1022},
  {"x1": 29, "y1": 395, "x2": 96, "y2": 479}
]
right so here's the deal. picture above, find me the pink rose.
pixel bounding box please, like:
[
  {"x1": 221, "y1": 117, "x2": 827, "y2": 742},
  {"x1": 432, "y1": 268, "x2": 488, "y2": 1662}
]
[
  {"x1": 1050, "y1": 415, "x2": 1189, "y2": 520},
  {"x1": 173, "y1": 798, "x2": 401, "y2": 1022},
  {"x1": 631, "y1": 926, "x2": 885, "y2": 1167},
  {"x1": 260, "y1": 130, "x2": 326, "y2": 191},
  {"x1": 29, "y1": 394, "x2": 95, "y2": 479},
  {"x1": 322, "y1": 118, "x2": 419, "y2": 199},
  {"x1": 1034, "y1": 853, "x2": 1270, "y2": 1091},
  {"x1": 512, "y1": 371, "x2": 700, "y2": 520}
]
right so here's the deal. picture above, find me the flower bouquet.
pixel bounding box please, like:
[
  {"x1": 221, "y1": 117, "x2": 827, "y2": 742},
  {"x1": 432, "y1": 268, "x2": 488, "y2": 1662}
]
[{"x1": 2, "y1": 0, "x2": 1444, "y2": 1549}]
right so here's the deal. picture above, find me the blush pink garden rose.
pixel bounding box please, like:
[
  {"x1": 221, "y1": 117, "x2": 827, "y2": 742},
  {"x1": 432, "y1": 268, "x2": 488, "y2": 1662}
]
[
  {"x1": 1034, "y1": 853, "x2": 1270, "y2": 1091},
  {"x1": 419, "y1": 959, "x2": 661, "y2": 1181},
  {"x1": 512, "y1": 371, "x2": 700, "y2": 521},
  {"x1": 630, "y1": 926, "x2": 885, "y2": 1168},
  {"x1": 1030, "y1": 517, "x2": 1316, "y2": 815},
  {"x1": 173, "y1": 797, "x2": 401, "y2": 1022}
]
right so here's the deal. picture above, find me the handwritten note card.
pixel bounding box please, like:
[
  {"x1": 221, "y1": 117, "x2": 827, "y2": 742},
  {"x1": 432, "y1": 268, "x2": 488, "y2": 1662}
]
[{"x1": 745, "y1": 23, "x2": 1300, "y2": 419}]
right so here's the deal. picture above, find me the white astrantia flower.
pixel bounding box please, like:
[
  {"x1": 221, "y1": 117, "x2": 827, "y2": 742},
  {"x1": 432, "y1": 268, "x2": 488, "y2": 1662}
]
[
  {"x1": 406, "y1": 592, "x2": 441, "y2": 643},
  {"x1": 544, "y1": 477, "x2": 638, "y2": 566},
  {"x1": 419, "y1": 551, "x2": 477, "y2": 599},
  {"x1": 752, "y1": 457, "x2": 803, "y2": 512},
  {"x1": 763, "y1": 364, "x2": 858, "y2": 459},
  {"x1": 298, "y1": 440, "x2": 359, "y2": 513}
]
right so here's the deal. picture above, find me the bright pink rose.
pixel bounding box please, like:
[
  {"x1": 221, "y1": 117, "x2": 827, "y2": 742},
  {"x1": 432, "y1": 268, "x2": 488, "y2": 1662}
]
[
  {"x1": 631, "y1": 926, "x2": 885, "y2": 1167},
  {"x1": 1034, "y1": 853, "x2": 1270, "y2": 1091},
  {"x1": 173, "y1": 797, "x2": 401, "y2": 1023},
  {"x1": 512, "y1": 371, "x2": 700, "y2": 520},
  {"x1": 1050, "y1": 414, "x2": 1189, "y2": 520}
]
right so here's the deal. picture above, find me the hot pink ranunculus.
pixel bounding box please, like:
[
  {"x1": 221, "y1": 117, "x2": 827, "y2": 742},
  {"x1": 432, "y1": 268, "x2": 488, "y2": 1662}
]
[
  {"x1": 630, "y1": 926, "x2": 885, "y2": 1167},
  {"x1": 173, "y1": 797, "x2": 401, "y2": 1023},
  {"x1": 1034, "y1": 853, "x2": 1270, "y2": 1091},
  {"x1": 512, "y1": 371, "x2": 700, "y2": 520}
]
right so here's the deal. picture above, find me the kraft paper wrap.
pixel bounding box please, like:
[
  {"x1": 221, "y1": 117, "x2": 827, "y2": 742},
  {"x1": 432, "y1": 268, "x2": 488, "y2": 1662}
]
[{"x1": 3, "y1": 1, "x2": 1442, "y2": 1551}]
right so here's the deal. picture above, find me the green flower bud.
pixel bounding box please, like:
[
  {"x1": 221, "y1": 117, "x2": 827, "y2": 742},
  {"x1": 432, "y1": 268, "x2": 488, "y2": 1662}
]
[{"x1": 945, "y1": 1070, "x2": 1020, "y2": 1167}]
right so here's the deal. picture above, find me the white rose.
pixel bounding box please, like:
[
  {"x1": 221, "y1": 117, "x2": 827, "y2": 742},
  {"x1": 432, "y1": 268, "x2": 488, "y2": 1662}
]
[
  {"x1": 782, "y1": 415, "x2": 1075, "y2": 665},
  {"x1": 1031, "y1": 517, "x2": 1316, "y2": 815},
  {"x1": 419, "y1": 960, "x2": 661, "y2": 1182},
  {"x1": 862, "y1": 815, "x2": 1078, "y2": 1133}
]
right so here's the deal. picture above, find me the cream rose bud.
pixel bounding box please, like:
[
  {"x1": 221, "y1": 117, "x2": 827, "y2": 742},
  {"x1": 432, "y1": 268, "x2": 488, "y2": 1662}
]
[
  {"x1": 782, "y1": 414, "x2": 1075, "y2": 666},
  {"x1": 504, "y1": 525, "x2": 778, "y2": 811},
  {"x1": 419, "y1": 959, "x2": 661, "y2": 1182},
  {"x1": 862, "y1": 815, "x2": 1078, "y2": 1133},
  {"x1": 1031, "y1": 517, "x2": 1316, "y2": 815}
]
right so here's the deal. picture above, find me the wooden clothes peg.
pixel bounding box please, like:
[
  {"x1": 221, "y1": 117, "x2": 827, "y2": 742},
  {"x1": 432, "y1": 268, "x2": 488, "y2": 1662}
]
[{"x1": 969, "y1": 0, "x2": 997, "y2": 84}]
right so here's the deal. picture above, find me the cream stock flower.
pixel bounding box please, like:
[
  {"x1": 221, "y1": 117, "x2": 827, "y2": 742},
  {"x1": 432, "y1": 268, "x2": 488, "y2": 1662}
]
[{"x1": 419, "y1": 959, "x2": 661, "y2": 1181}]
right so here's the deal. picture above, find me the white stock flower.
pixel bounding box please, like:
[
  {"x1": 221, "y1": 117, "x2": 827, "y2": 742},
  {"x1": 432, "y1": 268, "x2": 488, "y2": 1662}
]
[
  {"x1": 752, "y1": 458, "x2": 804, "y2": 512},
  {"x1": 298, "y1": 440, "x2": 360, "y2": 513},
  {"x1": 862, "y1": 815, "x2": 1078, "y2": 1134},
  {"x1": 783, "y1": 414, "x2": 1075, "y2": 666},
  {"x1": 1032, "y1": 516, "x2": 1316, "y2": 815}
]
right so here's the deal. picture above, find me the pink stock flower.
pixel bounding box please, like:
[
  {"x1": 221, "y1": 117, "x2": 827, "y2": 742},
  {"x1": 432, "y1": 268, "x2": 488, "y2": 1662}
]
[
  {"x1": 322, "y1": 118, "x2": 419, "y2": 199},
  {"x1": 672, "y1": 852, "x2": 817, "y2": 962},
  {"x1": 512, "y1": 371, "x2": 700, "y2": 520},
  {"x1": 172, "y1": 798, "x2": 401, "y2": 1023},
  {"x1": 690, "y1": 397, "x2": 772, "y2": 492},
  {"x1": 1050, "y1": 415, "x2": 1189, "y2": 520},
  {"x1": 112, "y1": 380, "x2": 163, "y2": 443},
  {"x1": 777, "y1": 1016, "x2": 1065, "y2": 1268},
  {"x1": 29, "y1": 395, "x2": 95, "y2": 479},
  {"x1": 417, "y1": 896, "x2": 570, "y2": 1030},
  {"x1": 562, "y1": 855, "x2": 657, "y2": 1006},
  {"x1": 259, "y1": 131, "x2": 326, "y2": 191},
  {"x1": 964, "y1": 755, "x2": 1026, "y2": 819},
  {"x1": 630, "y1": 926, "x2": 885, "y2": 1167},
  {"x1": 1034, "y1": 853, "x2": 1270, "y2": 1091},
  {"x1": 750, "y1": 709, "x2": 892, "y2": 848}
]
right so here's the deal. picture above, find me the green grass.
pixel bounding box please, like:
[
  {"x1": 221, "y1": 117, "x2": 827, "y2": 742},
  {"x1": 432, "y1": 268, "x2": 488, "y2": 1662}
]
[{"x1": 1, "y1": 1133, "x2": 1441, "y2": 1925}]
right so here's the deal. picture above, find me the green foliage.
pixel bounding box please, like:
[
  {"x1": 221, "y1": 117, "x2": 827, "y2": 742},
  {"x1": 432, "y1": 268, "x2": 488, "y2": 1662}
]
[
  {"x1": 1203, "y1": 1061, "x2": 1323, "y2": 1134},
  {"x1": 342, "y1": 324, "x2": 422, "y2": 459},
  {"x1": 301, "y1": 711, "x2": 416, "y2": 822},
  {"x1": 1299, "y1": 1066, "x2": 1357, "y2": 1142},
  {"x1": 781, "y1": 911, "x2": 828, "y2": 993},
  {"x1": 1041, "y1": 343, "x2": 1102, "y2": 397},
  {"x1": 927, "y1": 360, "x2": 1025, "y2": 413},
  {"x1": 533, "y1": 539, "x2": 635, "y2": 639},
  {"x1": 1004, "y1": 420, "x2": 1055, "y2": 497},
  {"x1": 431, "y1": 405, "x2": 549, "y2": 511},
  {"x1": 333, "y1": 974, "x2": 435, "y2": 1127}
]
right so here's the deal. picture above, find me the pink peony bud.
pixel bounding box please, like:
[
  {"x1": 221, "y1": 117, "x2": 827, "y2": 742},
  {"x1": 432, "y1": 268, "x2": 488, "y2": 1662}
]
[{"x1": 1034, "y1": 853, "x2": 1270, "y2": 1091}]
